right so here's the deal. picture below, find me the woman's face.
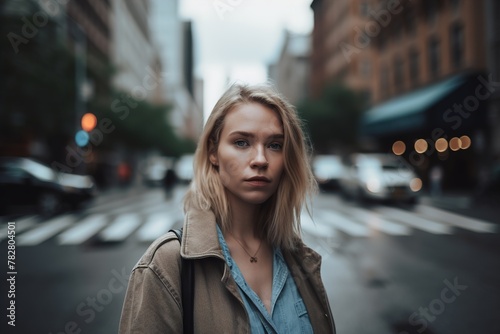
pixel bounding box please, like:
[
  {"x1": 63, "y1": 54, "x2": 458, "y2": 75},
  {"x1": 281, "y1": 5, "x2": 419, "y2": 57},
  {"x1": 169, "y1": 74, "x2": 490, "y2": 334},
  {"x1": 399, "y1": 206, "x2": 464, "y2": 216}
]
[{"x1": 210, "y1": 102, "x2": 285, "y2": 206}]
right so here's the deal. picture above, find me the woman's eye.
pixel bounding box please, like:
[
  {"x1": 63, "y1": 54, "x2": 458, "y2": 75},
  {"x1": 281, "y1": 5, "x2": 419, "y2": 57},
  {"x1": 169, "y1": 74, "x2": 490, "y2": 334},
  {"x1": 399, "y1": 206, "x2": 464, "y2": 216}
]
[
  {"x1": 235, "y1": 140, "x2": 248, "y2": 147},
  {"x1": 269, "y1": 142, "x2": 283, "y2": 150}
]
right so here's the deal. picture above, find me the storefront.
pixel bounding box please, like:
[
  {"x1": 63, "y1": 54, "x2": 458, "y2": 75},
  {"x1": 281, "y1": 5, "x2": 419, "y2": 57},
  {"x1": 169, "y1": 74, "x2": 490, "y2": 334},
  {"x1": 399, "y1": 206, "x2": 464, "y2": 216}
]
[{"x1": 359, "y1": 71, "x2": 492, "y2": 191}]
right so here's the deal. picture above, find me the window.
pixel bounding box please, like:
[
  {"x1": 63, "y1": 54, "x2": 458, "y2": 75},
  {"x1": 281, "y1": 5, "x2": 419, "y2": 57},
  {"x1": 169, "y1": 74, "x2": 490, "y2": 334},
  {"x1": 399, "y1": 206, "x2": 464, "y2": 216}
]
[
  {"x1": 405, "y1": 10, "x2": 417, "y2": 38},
  {"x1": 380, "y1": 64, "x2": 389, "y2": 99},
  {"x1": 426, "y1": 0, "x2": 439, "y2": 27},
  {"x1": 360, "y1": 0, "x2": 369, "y2": 16},
  {"x1": 361, "y1": 59, "x2": 371, "y2": 78},
  {"x1": 450, "y1": 24, "x2": 464, "y2": 69},
  {"x1": 394, "y1": 56, "x2": 404, "y2": 91},
  {"x1": 409, "y1": 49, "x2": 419, "y2": 86},
  {"x1": 428, "y1": 37, "x2": 440, "y2": 78},
  {"x1": 451, "y1": 0, "x2": 461, "y2": 16}
]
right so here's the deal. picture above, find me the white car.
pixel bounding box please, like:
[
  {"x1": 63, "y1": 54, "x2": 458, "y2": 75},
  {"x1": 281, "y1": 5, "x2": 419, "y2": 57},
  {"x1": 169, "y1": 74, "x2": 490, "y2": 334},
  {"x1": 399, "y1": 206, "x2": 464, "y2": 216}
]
[
  {"x1": 312, "y1": 155, "x2": 344, "y2": 190},
  {"x1": 339, "y1": 153, "x2": 422, "y2": 203},
  {"x1": 175, "y1": 154, "x2": 195, "y2": 184}
]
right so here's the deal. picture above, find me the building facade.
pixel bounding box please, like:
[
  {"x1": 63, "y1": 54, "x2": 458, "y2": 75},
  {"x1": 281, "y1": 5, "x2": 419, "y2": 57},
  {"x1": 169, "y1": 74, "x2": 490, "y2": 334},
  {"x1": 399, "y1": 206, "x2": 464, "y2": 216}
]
[
  {"x1": 269, "y1": 31, "x2": 311, "y2": 106},
  {"x1": 310, "y1": 0, "x2": 498, "y2": 191},
  {"x1": 310, "y1": 0, "x2": 375, "y2": 99},
  {"x1": 149, "y1": 0, "x2": 203, "y2": 142}
]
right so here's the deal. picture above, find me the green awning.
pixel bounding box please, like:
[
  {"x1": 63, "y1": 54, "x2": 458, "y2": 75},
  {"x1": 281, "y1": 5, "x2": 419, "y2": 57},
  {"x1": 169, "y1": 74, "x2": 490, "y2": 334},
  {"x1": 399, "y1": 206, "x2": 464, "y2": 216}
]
[{"x1": 361, "y1": 74, "x2": 467, "y2": 136}]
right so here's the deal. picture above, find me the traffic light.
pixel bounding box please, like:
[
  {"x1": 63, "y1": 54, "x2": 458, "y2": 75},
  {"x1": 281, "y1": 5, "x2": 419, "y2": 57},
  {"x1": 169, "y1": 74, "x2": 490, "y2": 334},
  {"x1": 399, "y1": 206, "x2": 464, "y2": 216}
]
[
  {"x1": 75, "y1": 112, "x2": 97, "y2": 147},
  {"x1": 81, "y1": 112, "x2": 97, "y2": 132}
]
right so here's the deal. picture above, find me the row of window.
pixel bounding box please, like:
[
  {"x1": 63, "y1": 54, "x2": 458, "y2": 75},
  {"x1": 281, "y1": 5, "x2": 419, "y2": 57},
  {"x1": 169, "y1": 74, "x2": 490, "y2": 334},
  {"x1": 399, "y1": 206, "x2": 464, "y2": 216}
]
[{"x1": 372, "y1": 24, "x2": 464, "y2": 99}]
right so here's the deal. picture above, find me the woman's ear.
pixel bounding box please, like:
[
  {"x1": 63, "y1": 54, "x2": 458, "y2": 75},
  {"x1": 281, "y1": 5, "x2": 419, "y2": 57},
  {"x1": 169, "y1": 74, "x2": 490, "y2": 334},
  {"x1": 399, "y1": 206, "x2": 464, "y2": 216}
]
[{"x1": 209, "y1": 152, "x2": 218, "y2": 166}]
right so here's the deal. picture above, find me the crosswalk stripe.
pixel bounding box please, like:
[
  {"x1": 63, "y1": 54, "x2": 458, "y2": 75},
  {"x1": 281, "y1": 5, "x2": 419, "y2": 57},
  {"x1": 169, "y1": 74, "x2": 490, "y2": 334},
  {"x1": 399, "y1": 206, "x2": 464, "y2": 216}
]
[
  {"x1": 57, "y1": 214, "x2": 108, "y2": 245},
  {"x1": 300, "y1": 212, "x2": 339, "y2": 238},
  {"x1": 347, "y1": 207, "x2": 412, "y2": 236},
  {"x1": 376, "y1": 207, "x2": 453, "y2": 234},
  {"x1": 99, "y1": 213, "x2": 141, "y2": 242},
  {"x1": 103, "y1": 193, "x2": 163, "y2": 216},
  {"x1": 318, "y1": 210, "x2": 370, "y2": 237},
  {"x1": 137, "y1": 213, "x2": 175, "y2": 242},
  {"x1": 416, "y1": 205, "x2": 497, "y2": 233},
  {"x1": 0, "y1": 216, "x2": 39, "y2": 241},
  {"x1": 17, "y1": 215, "x2": 74, "y2": 246}
]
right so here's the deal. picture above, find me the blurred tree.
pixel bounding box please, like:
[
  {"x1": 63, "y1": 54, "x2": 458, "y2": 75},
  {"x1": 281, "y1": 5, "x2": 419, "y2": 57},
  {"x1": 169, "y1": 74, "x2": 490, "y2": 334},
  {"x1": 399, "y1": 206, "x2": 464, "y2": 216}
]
[
  {"x1": 297, "y1": 82, "x2": 366, "y2": 154},
  {"x1": 1, "y1": 0, "x2": 76, "y2": 142},
  {"x1": 95, "y1": 92, "x2": 196, "y2": 157},
  {"x1": 1, "y1": 0, "x2": 194, "y2": 163}
]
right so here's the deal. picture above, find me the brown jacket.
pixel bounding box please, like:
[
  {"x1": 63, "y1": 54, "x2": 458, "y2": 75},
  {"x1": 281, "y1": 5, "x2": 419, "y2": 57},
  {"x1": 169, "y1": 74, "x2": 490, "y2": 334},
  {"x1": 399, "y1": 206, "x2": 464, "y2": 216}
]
[{"x1": 119, "y1": 203, "x2": 336, "y2": 333}]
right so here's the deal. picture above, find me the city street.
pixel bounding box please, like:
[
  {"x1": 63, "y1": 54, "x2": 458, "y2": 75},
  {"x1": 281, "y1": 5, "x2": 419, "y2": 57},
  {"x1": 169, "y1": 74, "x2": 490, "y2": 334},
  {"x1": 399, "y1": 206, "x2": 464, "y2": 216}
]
[{"x1": 1, "y1": 185, "x2": 499, "y2": 334}]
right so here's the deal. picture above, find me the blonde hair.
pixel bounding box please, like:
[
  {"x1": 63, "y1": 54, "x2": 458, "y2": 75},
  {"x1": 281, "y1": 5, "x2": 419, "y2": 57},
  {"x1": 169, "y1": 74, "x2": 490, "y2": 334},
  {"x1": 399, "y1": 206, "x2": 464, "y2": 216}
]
[{"x1": 184, "y1": 83, "x2": 317, "y2": 251}]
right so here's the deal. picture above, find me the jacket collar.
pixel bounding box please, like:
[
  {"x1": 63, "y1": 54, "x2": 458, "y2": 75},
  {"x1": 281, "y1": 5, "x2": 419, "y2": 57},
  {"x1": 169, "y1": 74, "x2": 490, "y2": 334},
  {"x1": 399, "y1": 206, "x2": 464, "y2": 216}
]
[{"x1": 180, "y1": 202, "x2": 224, "y2": 260}]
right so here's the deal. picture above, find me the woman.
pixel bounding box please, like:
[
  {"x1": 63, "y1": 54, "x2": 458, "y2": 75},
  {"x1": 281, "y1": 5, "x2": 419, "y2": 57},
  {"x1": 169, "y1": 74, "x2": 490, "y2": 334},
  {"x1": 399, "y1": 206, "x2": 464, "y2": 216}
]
[{"x1": 119, "y1": 84, "x2": 336, "y2": 333}]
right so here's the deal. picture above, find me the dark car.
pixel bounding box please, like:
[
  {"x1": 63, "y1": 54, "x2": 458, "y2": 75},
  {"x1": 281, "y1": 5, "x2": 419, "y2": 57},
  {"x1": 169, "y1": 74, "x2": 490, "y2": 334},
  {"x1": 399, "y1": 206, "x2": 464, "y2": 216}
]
[{"x1": 0, "y1": 157, "x2": 97, "y2": 216}]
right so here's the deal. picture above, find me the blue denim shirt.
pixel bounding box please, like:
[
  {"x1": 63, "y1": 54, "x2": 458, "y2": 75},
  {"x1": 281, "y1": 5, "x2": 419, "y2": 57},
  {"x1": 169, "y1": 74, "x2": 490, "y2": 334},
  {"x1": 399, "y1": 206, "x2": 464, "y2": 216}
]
[{"x1": 217, "y1": 226, "x2": 313, "y2": 334}]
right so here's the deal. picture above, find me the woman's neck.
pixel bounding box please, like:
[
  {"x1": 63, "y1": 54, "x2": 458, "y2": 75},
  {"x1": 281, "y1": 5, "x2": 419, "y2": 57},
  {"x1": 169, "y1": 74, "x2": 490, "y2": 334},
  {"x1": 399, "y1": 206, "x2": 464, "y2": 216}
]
[{"x1": 227, "y1": 196, "x2": 260, "y2": 240}]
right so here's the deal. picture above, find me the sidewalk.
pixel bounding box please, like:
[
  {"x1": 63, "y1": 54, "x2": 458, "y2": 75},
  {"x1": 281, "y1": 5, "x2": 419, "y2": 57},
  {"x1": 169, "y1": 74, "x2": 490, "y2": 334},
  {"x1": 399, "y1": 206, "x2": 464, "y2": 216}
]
[{"x1": 419, "y1": 190, "x2": 500, "y2": 223}]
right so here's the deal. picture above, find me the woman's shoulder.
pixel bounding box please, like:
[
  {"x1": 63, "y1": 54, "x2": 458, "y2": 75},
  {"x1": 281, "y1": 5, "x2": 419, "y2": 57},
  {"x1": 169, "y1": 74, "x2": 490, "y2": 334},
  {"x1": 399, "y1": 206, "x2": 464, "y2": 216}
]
[{"x1": 134, "y1": 231, "x2": 182, "y2": 272}]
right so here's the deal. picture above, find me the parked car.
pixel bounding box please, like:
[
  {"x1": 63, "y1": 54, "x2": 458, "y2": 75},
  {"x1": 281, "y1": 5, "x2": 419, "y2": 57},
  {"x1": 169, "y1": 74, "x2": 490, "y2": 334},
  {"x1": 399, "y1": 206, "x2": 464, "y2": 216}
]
[
  {"x1": 0, "y1": 157, "x2": 97, "y2": 216},
  {"x1": 339, "y1": 153, "x2": 422, "y2": 203},
  {"x1": 312, "y1": 155, "x2": 344, "y2": 191}
]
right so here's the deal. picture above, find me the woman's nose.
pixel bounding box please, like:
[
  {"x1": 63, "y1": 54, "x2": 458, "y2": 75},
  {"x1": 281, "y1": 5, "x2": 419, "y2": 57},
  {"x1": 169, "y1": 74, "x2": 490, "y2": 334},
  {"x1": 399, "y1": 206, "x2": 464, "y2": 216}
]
[{"x1": 250, "y1": 147, "x2": 268, "y2": 168}]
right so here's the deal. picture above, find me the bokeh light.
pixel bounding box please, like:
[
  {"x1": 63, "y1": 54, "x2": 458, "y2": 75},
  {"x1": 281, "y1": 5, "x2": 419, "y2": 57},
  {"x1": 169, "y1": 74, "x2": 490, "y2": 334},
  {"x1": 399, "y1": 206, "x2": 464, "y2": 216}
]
[
  {"x1": 449, "y1": 137, "x2": 461, "y2": 151},
  {"x1": 410, "y1": 178, "x2": 422, "y2": 192},
  {"x1": 460, "y1": 135, "x2": 471, "y2": 149},
  {"x1": 414, "y1": 139, "x2": 428, "y2": 154},
  {"x1": 392, "y1": 140, "x2": 406, "y2": 155},
  {"x1": 81, "y1": 113, "x2": 97, "y2": 132},
  {"x1": 75, "y1": 130, "x2": 90, "y2": 147},
  {"x1": 435, "y1": 138, "x2": 448, "y2": 152}
]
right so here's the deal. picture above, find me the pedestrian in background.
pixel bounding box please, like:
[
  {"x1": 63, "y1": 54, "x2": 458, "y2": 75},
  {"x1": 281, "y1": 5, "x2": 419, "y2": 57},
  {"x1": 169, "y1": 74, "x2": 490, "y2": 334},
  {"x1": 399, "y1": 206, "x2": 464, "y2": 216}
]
[
  {"x1": 119, "y1": 83, "x2": 336, "y2": 333},
  {"x1": 430, "y1": 164, "x2": 443, "y2": 197},
  {"x1": 162, "y1": 167, "x2": 177, "y2": 199}
]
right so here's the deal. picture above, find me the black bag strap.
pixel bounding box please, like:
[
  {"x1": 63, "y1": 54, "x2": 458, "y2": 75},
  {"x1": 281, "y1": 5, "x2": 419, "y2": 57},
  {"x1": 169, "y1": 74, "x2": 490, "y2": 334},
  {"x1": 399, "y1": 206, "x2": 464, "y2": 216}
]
[{"x1": 169, "y1": 228, "x2": 194, "y2": 334}]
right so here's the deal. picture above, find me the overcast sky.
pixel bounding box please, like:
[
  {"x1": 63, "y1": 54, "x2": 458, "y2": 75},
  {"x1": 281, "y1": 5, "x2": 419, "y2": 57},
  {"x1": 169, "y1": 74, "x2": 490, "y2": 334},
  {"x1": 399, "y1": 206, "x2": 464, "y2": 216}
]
[{"x1": 179, "y1": 0, "x2": 313, "y2": 120}]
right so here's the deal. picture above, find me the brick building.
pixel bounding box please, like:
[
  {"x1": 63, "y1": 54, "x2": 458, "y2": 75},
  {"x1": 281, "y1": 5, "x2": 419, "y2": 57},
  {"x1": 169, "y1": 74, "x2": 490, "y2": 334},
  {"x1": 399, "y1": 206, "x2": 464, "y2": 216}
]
[{"x1": 310, "y1": 0, "x2": 499, "y2": 191}]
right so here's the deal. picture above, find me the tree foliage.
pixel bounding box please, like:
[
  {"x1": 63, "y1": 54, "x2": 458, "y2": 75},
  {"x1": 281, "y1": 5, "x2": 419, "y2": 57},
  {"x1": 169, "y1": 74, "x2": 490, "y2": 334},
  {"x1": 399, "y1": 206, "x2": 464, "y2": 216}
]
[
  {"x1": 95, "y1": 93, "x2": 196, "y2": 157},
  {"x1": 297, "y1": 82, "x2": 366, "y2": 154}
]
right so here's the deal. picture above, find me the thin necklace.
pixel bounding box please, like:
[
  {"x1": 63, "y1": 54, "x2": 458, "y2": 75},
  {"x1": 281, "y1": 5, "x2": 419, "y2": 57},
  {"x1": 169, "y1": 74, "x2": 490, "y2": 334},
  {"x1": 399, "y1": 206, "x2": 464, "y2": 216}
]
[{"x1": 228, "y1": 231, "x2": 262, "y2": 263}]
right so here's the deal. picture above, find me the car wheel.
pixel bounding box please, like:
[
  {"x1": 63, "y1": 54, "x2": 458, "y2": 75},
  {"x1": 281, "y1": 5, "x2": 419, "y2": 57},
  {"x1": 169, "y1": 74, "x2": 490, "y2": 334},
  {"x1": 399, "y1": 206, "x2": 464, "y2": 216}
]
[{"x1": 38, "y1": 192, "x2": 61, "y2": 216}]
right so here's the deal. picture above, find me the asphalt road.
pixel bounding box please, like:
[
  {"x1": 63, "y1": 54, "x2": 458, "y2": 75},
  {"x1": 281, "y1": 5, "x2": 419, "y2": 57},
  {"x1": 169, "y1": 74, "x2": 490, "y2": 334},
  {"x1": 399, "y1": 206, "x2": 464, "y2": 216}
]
[{"x1": 1, "y1": 185, "x2": 499, "y2": 334}]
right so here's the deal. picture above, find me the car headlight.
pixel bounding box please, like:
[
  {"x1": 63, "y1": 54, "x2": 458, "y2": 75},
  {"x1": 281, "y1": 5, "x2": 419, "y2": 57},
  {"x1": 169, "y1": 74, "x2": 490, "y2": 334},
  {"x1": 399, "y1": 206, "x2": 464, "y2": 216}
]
[
  {"x1": 366, "y1": 179, "x2": 382, "y2": 193},
  {"x1": 410, "y1": 178, "x2": 422, "y2": 192}
]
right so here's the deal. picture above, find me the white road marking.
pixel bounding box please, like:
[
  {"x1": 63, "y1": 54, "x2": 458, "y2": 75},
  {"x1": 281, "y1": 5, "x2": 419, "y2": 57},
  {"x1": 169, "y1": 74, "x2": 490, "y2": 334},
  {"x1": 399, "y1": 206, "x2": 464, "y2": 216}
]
[
  {"x1": 318, "y1": 209, "x2": 371, "y2": 237},
  {"x1": 376, "y1": 207, "x2": 453, "y2": 234},
  {"x1": 348, "y1": 207, "x2": 412, "y2": 236},
  {"x1": 17, "y1": 215, "x2": 74, "y2": 246},
  {"x1": 0, "y1": 215, "x2": 39, "y2": 241},
  {"x1": 99, "y1": 213, "x2": 141, "y2": 242},
  {"x1": 137, "y1": 212, "x2": 176, "y2": 242},
  {"x1": 57, "y1": 214, "x2": 108, "y2": 245},
  {"x1": 300, "y1": 212, "x2": 339, "y2": 238},
  {"x1": 416, "y1": 205, "x2": 497, "y2": 233}
]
